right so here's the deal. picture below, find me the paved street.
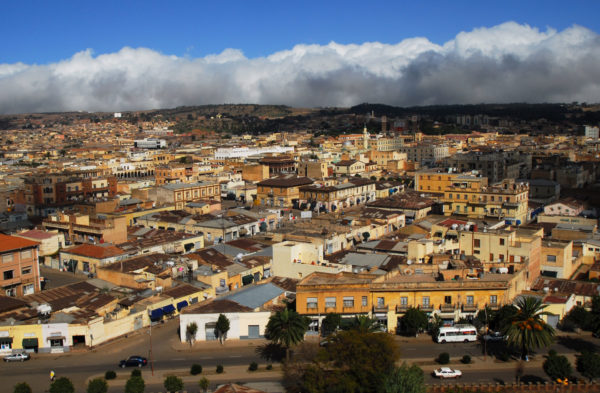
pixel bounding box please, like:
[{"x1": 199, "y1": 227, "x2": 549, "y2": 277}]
[{"x1": 1, "y1": 320, "x2": 598, "y2": 392}]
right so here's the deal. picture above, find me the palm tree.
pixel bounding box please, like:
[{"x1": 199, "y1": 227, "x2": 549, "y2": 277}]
[
  {"x1": 348, "y1": 315, "x2": 382, "y2": 333},
  {"x1": 265, "y1": 309, "x2": 309, "y2": 362},
  {"x1": 504, "y1": 297, "x2": 555, "y2": 360}
]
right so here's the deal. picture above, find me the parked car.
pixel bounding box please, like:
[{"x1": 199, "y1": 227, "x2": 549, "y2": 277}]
[
  {"x1": 483, "y1": 331, "x2": 506, "y2": 341},
  {"x1": 119, "y1": 356, "x2": 147, "y2": 368},
  {"x1": 434, "y1": 367, "x2": 462, "y2": 379},
  {"x1": 4, "y1": 353, "x2": 30, "y2": 362}
]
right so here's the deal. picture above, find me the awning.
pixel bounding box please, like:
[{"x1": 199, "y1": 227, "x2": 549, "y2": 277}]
[
  {"x1": 162, "y1": 304, "x2": 176, "y2": 314},
  {"x1": 0, "y1": 337, "x2": 13, "y2": 344},
  {"x1": 242, "y1": 274, "x2": 254, "y2": 285},
  {"x1": 150, "y1": 308, "x2": 164, "y2": 320},
  {"x1": 46, "y1": 336, "x2": 65, "y2": 341},
  {"x1": 22, "y1": 338, "x2": 38, "y2": 347},
  {"x1": 176, "y1": 300, "x2": 189, "y2": 311}
]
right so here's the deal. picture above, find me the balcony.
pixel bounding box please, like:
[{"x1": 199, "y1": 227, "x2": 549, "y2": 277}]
[
  {"x1": 306, "y1": 303, "x2": 318, "y2": 311},
  {"x1": 396, "y1": 304, "x2": 409, "y2": 313},
  {"x1": 419, "y1": 304, "x2": 434, "y2": 312},
  {"x1": 462, "y1": 303, "x2": 478, "y2": 312},
  {"x1": 440, "y1": 303, "x2": 457, "y2": 312},
  {"x1": 373, "y1": 305, "x2": 388, "y2": 313},
  {"x1": 487, "y1": 302, "x2": 500, "y2": 310}
]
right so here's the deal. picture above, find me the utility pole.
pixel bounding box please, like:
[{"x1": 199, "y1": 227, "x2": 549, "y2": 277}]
[{"x1": 149, "y1": 324, "x2": 154, "y2": 376}]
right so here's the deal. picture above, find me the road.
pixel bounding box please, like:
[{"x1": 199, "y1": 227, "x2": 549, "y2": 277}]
[{"x1": 1, "y1": 319, "x2": 598, "y2": 392}]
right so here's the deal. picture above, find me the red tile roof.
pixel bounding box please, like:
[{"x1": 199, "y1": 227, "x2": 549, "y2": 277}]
[
  {"x1": 17, "y1": 230, "x2": 55, "y2": 240},
  {"x1": 0, "y1": 233, "x2": 39, "y2": 253},
  {"x1": 62, "y1": 244, "x2": 126, "y2": 259}
]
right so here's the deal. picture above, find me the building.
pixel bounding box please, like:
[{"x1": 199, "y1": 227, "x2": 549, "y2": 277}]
[
  {"x1": 256, "y1": 175, "x2": 313, "y2": 208},
  {"x1": 540, "y1": 240, "x2": 575, "y2": 279},
  {"x1": 134, "y1": 138, "x2": 167, "y2": 149},
  {"x1": 444, "y1": 151, "x2": 531, "y2": 184},
  {"x1": 297, "y1": 161, "x2": 328, "y2": 179},
  {"x1": 442, "y1": 178, "x2": 529, "y2": 225},
  {"x1": 543, "y1": 198, "x2": 585, "y2": 217},
  {"x1": 415, "y1": 170, "x2": 486, "y2": 197},
  {"x1": 334, "y1": 160, "x2": 366, "y2": 176},
  {"x1": 258, "y1": 155, "x2": 296, "y2": 175},
  {"x1": 585, "y1": 125, "x2": 599, "y2": 140},
  {"x1": 42, "y1": 212, "x2": 128, "y2": 245},
  {"x1": 297, "y1": 178, "x2": 376, "y2": 212},
  {"x1": 0, "y1": 234, "x2": 40, "y2": 296},
  {"x1": 59, "y1": 243, "x2": 127, "y2": 274},
  {"x1": 155, "y1": 164, "x2": 193, "y2": 185},
  {"x1": 150, "y1": 182, "x2": 220, "y2": 210},
  {"x1": 397, "y1": 145, "x2": 449, "y2": 165}
]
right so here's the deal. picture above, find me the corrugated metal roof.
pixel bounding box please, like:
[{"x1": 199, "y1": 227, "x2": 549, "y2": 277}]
[{"x1": 222, "y1": 283, "x2": 284, "y2": 310}]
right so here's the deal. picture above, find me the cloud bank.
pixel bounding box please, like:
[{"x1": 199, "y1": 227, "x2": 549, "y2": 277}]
[{"x1": 1, "y1": 22, "x2": 600, "y2": 114}]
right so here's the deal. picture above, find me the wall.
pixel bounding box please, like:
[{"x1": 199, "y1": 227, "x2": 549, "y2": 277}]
[{"x1": 179, "y1": 311, "x2": 271, "y2": 341}]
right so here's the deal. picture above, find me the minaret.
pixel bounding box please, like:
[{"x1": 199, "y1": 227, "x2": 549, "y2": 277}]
[{"x1": 363, "y1": 124, "x2": 368, "y2": 150}]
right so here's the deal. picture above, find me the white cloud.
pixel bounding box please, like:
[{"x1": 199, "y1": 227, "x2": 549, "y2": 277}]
[{"x1": 1, "y1": 22, "x2": 599, "y2": 114}]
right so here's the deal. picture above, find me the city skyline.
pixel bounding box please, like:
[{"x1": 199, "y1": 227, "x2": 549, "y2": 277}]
[{"x1": 1, "y1": 1, "x2": 600, "y2": 113}]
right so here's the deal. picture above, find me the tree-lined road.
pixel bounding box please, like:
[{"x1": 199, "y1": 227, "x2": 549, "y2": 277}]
[{"x1": 1, "y1": 316, "x2": 598, "y2": 392}]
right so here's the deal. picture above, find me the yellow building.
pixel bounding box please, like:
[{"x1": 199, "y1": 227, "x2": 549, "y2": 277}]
[
  {"x1": 296, "y1": 269, "x2": 523, "y2": 333},
  {"x1": 443, "y1": 178, "x2": 529, "y2": 225},
  {"x1": 541, "y1": 240, "x2": 575, "y2": 279}
]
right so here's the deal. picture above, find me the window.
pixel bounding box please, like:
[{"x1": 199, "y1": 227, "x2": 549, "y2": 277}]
[
  {"x1": 474, "y1": 250, "x2": 480, "y2": 254},
  {"x1": 343, "y1": 296, "x2": 354, "y2": 308},
  {"x1": 444, "y1": 296, "x2": 452, "y2": 304},
  {"x1": 466, "y1": 295, "x2": 474, "y2": 305},
  {"x1": 23, "y1": 284, "x2": 34, "y2": 295},
  {"x1": 377, "y1": 297, "x2": 385, "y2": 307},
  {"x1": 21, "y1": 249, "x2": 32, "y2": 259},
  {"x1": 361, "y1": 296, "x2": 368, "y2": 307},
  {"x1": 5, "y1": 288, "x2": 16, "y2": 297},
  {"x1": 21, "y1": 266, "x2": 31, "y2": 275},
  {"x1": 2, "y1": 254, "x2": 13, "y2": 263},
  {"x1": 306, "y1": 297, "x2": 318, "y2": 309},
  {"x1": 490, "y1": 295, "x2": 498, "y2": 305},
  {"x1": 400, "y1": 296, "x2": 408, "y2": 306},
  {"x1": 547, "y1": 255, "x2": 557, "y2": 262},
  {"x1": 499, "y1": 238, "x2": 505, "y2": 246},
  {"x1": 325, "y1": 297, "x2": 336, "y2": 308},
  {"x1": 422, "y1": 296, "x2": 430, "y2": 306},
  {"x1": 3, "y1": 270, "x2": 13, "y2": 280},
  {"x1": 474, "y1": 239, "x2": 480, "y2": 248}
]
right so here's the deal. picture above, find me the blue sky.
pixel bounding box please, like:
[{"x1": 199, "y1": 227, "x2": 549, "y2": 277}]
[{"x1": 2, "y1": 0, "x2": 599, "y2": 64}]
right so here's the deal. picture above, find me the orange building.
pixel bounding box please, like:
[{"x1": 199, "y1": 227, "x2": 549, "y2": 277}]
[{"x1": 0, "y1": 234, "x2": 41, "y2": 297}]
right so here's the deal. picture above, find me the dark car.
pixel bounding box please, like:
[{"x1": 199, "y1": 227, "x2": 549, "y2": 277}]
[{"x1": 119, "y1": 356, "x2": 147, "y2": 368}]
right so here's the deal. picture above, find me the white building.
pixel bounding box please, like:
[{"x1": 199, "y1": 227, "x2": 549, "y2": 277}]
[
  {"x1": 214, "y1": 146, "x2": 294, "y2": 160},
  {"x1": 585, "y1": 125, "x2": 599, "y2": 140},
  {"x1": 134, "y1": 138, "x2": 167, "y2": 149}
]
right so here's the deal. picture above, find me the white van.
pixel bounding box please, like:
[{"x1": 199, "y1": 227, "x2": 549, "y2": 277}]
[{"x1": 436, "y1": 324, "x2": 477, "y2": 343}]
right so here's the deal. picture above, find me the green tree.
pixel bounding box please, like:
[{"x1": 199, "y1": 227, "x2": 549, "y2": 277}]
[
  {"x1": 383, "y1": 363, "x2": 426, "y2": 393},
  {"x1": 49, "y1": 377, "x2": 75, "y2": 393},
  {"x1": 321, "y1": 313, "x2": 341, "y2": 336},
  {"x1": 216, "y1": 314, "x2": 230, "y2": 344},
  {"x1": 87, "y1": 378, "x2": 108, "y2": 393},
  {"x1": 345, "y1": 315, "x2": 382, "y2": 333},
  {"x1": 265, "y1": 308, "x2": 309, "y2": 362},
  {"x1": 198, "y1": 377, "x2": 210, "y2": 393},
  {"x1": 13, "y1": 383, "x2": 32, "y2": 393},
  {"x1": 576, "y1": 351, "x2": 600, "y2": 381},
  {"x1": 163, "y1": 375, "x2": 184, "y2": 393},
  {"x1": 399, "y1": 307, "x2": 428, "y2": 336},
  {"x1": 309, "y1": 330, "x2": 399, "y2": 392},
  {"x1": 125, "y1": 376, "x2": 145, "y2": 393},
  {"x1": 562, "y1": 306, "x2": 593, "y2": 331},
  {"x1": 543, "y1": 352, "x2": 572, "y2": 381},
  {"x1": 186, "y1": 322, "x2": 198, "y2": 346},
  {"x1": 504, "y1": 297, "x2": 555, "y2": 360}
]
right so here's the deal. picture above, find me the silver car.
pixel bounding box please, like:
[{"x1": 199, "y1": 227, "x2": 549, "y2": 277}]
[{"x1": 3, "y1": 353, "x2": 30, "y2": 362}]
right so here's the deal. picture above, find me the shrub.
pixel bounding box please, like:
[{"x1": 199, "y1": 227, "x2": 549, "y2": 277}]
[
  {"x1": 13, "y1": 383, "x2": 32, "y2": 393},
  {"x1": 437, "y1": 352, "x2": 450, "y2": 364},
  {"x1": 130, "y1": 369, "x2": 141, "y2": 377},
  {"x1": 266, "y1": 364, "x2": 273, "y2": 370},
  {"x1": 190, "y1": 363, "x2": 202, "y2": 375},
  {"x1": 49, "y1": 377, "x2": 75, "y2": 393},
  {"x1": 543, "y1": 353, "x2": 572, "y2": 381},
  {"x1": 125, "y1": 376, "x2": 145, "y2": 393},
  {"x1": 87, "y1": 378, "x2": 108, "y2": 393},
  {"x1": 163, "y1": 375, "x2": 184, "y2": 393},
  {"x1": 104, "y1": 371, "x2": 116, "y2": 380},
  {"x1": 461, "y1": 355, "x2": 471, "y2": 364},
  {"x1": 198, "y1": 377, "x2": 210, "y2": 393},
  {"x1": 216, "y1": 364, "x2": 224, "y2": 374},
  {"x1": 248, "y1": 361, "x2": 258, "y2": 371}
]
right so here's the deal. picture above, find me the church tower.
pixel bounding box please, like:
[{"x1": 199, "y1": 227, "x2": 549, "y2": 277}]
[{"x1": 363, "y1": 124, "x2": 368, "y2": 150}]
